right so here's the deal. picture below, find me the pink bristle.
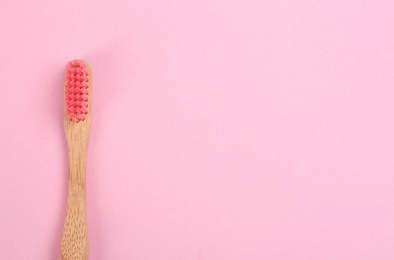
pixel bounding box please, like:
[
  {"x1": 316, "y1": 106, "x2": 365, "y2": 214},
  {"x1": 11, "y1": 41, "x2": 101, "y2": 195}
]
[{"x1": 65, "y1": 60, "x2": 89, "y2": 122}]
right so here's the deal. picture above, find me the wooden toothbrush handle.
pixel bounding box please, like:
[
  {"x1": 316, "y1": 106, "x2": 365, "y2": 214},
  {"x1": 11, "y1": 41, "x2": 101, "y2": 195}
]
[
  {"x1": 60, "y1": 123, "x2": 90, "y2": 260},
  {"x1": 60, "y1": 187, "x2": 89, "y2": 260}
]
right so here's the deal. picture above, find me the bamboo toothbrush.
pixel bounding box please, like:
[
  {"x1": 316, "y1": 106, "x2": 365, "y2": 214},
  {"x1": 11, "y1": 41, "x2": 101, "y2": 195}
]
[{"x1": 60, "y1": 60, "x2": 92, "y2": 260}]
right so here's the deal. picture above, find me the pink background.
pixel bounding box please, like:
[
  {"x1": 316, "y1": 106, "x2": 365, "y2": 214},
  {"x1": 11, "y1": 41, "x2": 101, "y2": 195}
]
[{"x1": 1, "y1": 0, "x2": 394, "y2": 259}]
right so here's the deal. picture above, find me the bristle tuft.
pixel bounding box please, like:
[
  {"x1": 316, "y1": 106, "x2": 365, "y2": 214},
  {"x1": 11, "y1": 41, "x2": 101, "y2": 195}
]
[{"x1": 64, "y1": 60, "x2": 89, "y2": 122}]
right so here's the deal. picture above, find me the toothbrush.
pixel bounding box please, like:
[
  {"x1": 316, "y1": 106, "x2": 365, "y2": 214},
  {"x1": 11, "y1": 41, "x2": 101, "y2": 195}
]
[{"x1": 60, "y1": 60, "x2": 92, "y2": 260}]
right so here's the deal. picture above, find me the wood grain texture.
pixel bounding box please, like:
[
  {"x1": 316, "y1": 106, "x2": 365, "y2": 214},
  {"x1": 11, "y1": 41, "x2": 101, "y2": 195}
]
[{"x1": 60, "y1": 61, "x2": 92, "y2": 260}]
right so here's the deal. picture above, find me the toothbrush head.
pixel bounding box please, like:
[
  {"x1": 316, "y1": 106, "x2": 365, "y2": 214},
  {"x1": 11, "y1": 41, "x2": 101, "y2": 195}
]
[{"x1": 64, "y1": 60, "x2": 90, "y2": 122}]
